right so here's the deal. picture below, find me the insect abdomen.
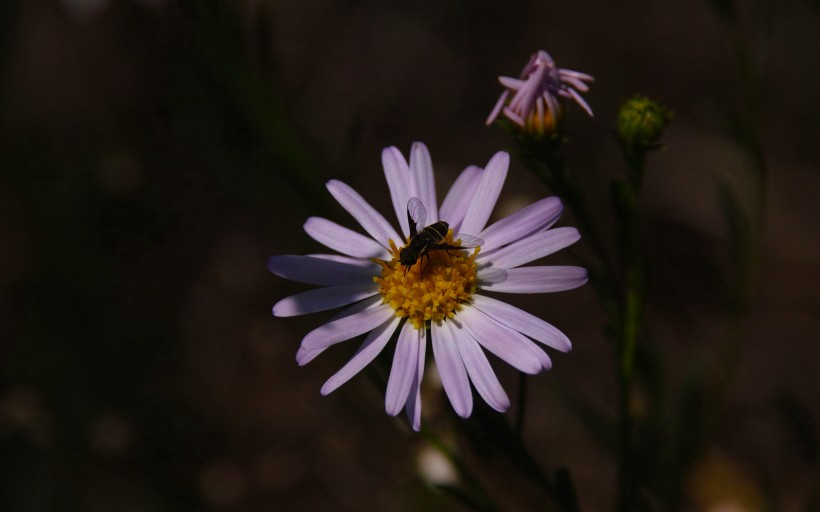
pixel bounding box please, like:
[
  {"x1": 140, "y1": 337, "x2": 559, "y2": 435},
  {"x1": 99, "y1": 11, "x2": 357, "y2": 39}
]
[{"x1": 421, "y1": 221, "x2": 449, "y2": 241}]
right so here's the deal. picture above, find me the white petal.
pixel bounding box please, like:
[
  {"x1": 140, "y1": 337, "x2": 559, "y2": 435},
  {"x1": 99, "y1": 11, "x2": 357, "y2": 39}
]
[
  {"x1": 451, "y1": 322, "x2": 510, "y2": 412},
  {"x1": 410, "y1": 142, "x2": 438, "y2": 223},
  {"x1": 304, "y1": 217, "x2": 388, "y2": 259},
  {"x1": 273, "y1": 283, "x2": 379, "y2": 317},
  {"x1": 459, "y1": 152, "x2": 509, "y2": 235},
  {"x1": 470, "y1": 294, "x2": 571, "y2": 352},
  {"x1": 459, "y1": 307, "x2": 548, "y2": 374},
  {"x1": 320, "y1": 316, "x2": 401, "y2": 395},
  {"x1": 480, "y1": 266, "x2": 588, "y2": 294},
  {"x1": 440, "y1": 166, "x2": 481, "y2": 232},
  {"x1": 480, "y1": 227, "x2": 580, "y2": 268},
  {"x1": 301, "y1": 303, "x2": 393, "y2": 351},
  {"x1": 405, "y1": 328, "x2": 426, "y2": 431},
  {"x1": 432, "y1": 321, "x2": 472, "y2": 418},
  {"x1": 327, "y1": 179, "x2": 402, "y2": 247},
  {"x1": 385, "y1": 322, "x2": 420, "y2": 416},
  {"x1": 268, "y1": 255, "x2": 376, "y2": 286},
  {"x1": 382, "y1": 147, "x2": 414, "y2": 239},
  {"x1": 479, "y1": 196, "x2": 563, "y2": 251}
]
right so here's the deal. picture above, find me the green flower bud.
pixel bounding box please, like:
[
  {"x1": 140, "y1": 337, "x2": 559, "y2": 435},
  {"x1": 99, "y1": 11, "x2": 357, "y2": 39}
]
[{"x1": 616, "y1": 95, "x2": 672, "y2": 150}]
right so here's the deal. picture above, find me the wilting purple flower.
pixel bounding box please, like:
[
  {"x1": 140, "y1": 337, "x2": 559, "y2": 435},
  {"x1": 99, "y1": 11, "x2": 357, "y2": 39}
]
[
  {"x1": 268, "y1": 142, "x2": 586, "y2": 430},
  {"x1": 487, "y1": 50, "x2": 594, "y2": 134}
]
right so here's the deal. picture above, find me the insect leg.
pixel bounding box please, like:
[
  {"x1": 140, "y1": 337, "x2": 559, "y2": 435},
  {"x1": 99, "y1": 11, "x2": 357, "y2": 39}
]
[
  {"x1": 420, "y1": 252, "x2": 429, "y2": 279},
  {"x1": 430, "y1": 243, "x2": 463, "y2": 256}
]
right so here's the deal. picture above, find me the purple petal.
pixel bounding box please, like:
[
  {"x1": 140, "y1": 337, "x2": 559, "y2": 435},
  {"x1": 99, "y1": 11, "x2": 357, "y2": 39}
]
[
  {"x1": 320, "y1": 316, "x2": 401, "y2": 395},
  {"x1": 567, "y1": 87, "x2": 594, "y2": 117},
  {"x1": 273, "y1": 283, "x2": 379, "y2": 317},
  {"x1": 404, "y1": 328, "x2": 426, "y2": 431},
  {"x1": 559, "y1": 74, "x2": 591, "y2": 92},
  {"x1": 459, "y1": 152, "x2": 509, "y2": 235},
  {"x1": 385, "y1": 322, "x2": 421, "y2": 416},
  {"x1": 268, "y1": 255, "x2": 377, "y2": 286},
  {"x1": 486, "y1": 90, "x2": 510, "y2": 125},
  {"x1": 295, "y1": 297, "x2": 383, "y2": 366},
  {"x1": 503, "y1": 106, "x2": 525, "y2": 126},
  {"x1": 544, "y1": 90, "x2": 560, "y2": 121},
  {"x1": 410, "y1": 142, "x2": 438, "y2": 223},
  {"x1": 304, "y1": 217, "x2": 388, "y2": 259},
  {"x1": 481, "y1": 227, "x2": 580, "y2": 269},
  {"x1": 301, "y1": 303, "x2": 394, "y2": 351},
  {"x1": 509, "y1": 63, "x2": 545, "y2": 116},
  {"x1": 382, "y1": 147, "x2": 414, "y2": 239},
  {"x1": 327, "y1": 179, "x2": 402, "y2": 247},
  {"x1": 459, "y1": 307, "x2": 548, "y2": 374},
  {"x1": 498, "y1": 76, "x2": 524, "y2": 89},
  {"x1": 296, "y1": 346, "x2": 326, "y2": 366},
  {"x1": 480, "y1": 266, "x2": 588, "y2": 294},
  {"x1": 431, "y1": 321, "x2": 472, "y2": 418},
  {"x1": 440, "y1": 166, "x2": 481, "y2": 232},
  {"x1": 558, "y1": 69, "x2": 594, "y2": 82},
  {"x1": 306, "y1": 253, "x2": 379, "y2": 268},
  {"x1": 477, "y1": 268, "x2": 508, "y2": 285},
  {"x1": 452, "y1": 323, "x2": 510, "y2": 412},
  {"x1": 470, "y1": 294, "x2": 571, "y2": 352},
  {"x1": 479, "y1": 196, "x2": 563, "y2": 251}
]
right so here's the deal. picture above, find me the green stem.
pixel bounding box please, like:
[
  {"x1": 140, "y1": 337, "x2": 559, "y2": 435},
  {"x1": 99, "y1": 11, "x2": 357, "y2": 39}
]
[
  {"x1": 615, "y1": 276, "x2": 640, "y2": 511},
  {"x1": 614, "y1": 153, "x2": 646, "y2": 512}
]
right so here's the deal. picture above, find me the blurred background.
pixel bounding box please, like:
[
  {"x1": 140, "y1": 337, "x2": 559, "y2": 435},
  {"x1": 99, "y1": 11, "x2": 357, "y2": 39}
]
[{"x1": 1, "y1": 0, "x2": 819, "y2": 510}]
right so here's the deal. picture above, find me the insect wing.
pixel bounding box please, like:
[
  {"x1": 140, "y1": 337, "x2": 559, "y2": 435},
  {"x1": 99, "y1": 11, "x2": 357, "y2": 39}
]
[
  {"x1": 452, "y1": 233, "x2": 484, "y2": 248},
  {"x1": 406, "y1": 197, "x2": 427, "y2": 239}
]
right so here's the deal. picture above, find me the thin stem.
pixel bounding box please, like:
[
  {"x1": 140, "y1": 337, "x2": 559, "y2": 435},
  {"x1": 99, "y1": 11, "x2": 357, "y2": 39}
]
[{"x1": 614, "y1": 153, "x2": 646, "y2": 512}]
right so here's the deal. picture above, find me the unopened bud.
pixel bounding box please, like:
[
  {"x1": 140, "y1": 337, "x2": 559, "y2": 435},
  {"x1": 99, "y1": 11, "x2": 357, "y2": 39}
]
[{"x1": 617, "y1": 95, "x2": 672, "y2": 150}]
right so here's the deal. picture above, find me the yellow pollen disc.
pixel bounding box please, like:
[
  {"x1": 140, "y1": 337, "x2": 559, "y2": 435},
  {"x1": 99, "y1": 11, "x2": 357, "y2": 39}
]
[
  {"x1": 525, "y1": 104, "x2": 563, "y2": 137},
  {"x1": 373, "y1": 230, "x2": 480, "y2": 330}
]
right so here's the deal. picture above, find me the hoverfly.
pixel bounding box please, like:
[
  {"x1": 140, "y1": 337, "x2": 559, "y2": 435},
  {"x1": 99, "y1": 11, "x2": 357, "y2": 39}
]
[{"x1": 399, "y1": 197, "x2": 483, "y2": 275}]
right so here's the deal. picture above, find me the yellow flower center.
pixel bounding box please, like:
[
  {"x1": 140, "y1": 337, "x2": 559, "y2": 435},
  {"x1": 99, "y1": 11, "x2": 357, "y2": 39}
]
[
  {"x1": 525, "y1": 104, "x2": 563, "y2": 137},
  {"x1": 374, "y1": 230, "x2": 479, "y2": 330}
]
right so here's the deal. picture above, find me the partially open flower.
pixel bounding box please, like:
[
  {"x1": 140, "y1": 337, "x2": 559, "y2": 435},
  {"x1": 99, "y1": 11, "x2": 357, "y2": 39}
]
[
  {"x1": 487, "y1": 50, "x2": 594, "y2": 137},
  {"x1": 268, "y1": 143, "x2": 586, "y2": 430}
]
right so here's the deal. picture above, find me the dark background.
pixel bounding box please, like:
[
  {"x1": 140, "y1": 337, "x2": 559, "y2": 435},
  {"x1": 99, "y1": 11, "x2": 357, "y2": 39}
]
[{"x1": 1, "y1": 0, "x2": 818, "y2": 510}]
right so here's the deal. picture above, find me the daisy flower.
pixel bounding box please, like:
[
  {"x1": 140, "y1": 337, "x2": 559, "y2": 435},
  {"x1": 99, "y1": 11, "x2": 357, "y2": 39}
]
[
  {"x1": 486, "y1": 50, "x2": 594, "y2": 136},
  {"x1": 268, "y1": 143, "x2": 587, "y2": 431}
]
